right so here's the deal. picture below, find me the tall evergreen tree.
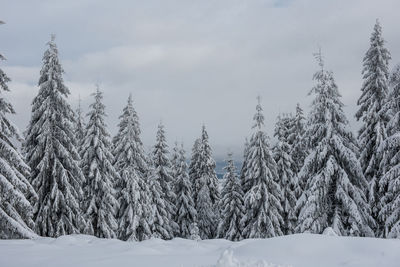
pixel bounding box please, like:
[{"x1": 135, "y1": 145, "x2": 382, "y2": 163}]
[
  {"x1": 191, "y1": 126, "x2": 220, "y2": 238},
  {"x1": 170, "y1": 141, "x2": 180, "y2": 181},
  {"x1": 75, "y1": 96, "x2": 85, "y2": 146},
  {"x1": 355, "y1": 20, "x2": 391, "y2": 232},
  {"x1": 296, "y1": 53, "x2": 374, "y2": 237},
  {"x1": 152, "y1": 123, "x2": 178, "y2": 237},
  {"x1": 24, "y1": 36, "x2": 85, "y2": 237},
  {"x1": 288, "y1": 104, "x2": 307, "y2": 175},
  {"x1": 241, "y1": 97, "x2": 284, "y2": 238},
  {"x1": 80, "y1": 87, "x2": 119, "y2": 238},
  {"x1": 189, "y1": 138, "x2": 201, "y2": 200},
  {"x1": 147, "y1": 157, "x2": 173, "y2": 239},
  {"x1": 0, "y1": 29, "x2": 36, "y2": 238},
  {"x1": 240, "y1": 138, "x2": 250, "y2": 193},
  {"x1": 174, "y1": 144, "x2": 198, "y2": 238},
  {"x1": 113, "y1": 95, "x2": 151, "y2": 241},
  {"x1": 217, "y1": 153, "x2": 244, "y2": 241},
  {"x1": 273, "y1": 114, "x2": 297, "y2": 234},
  {"x1": 378, "y1": 65, "x2": 400, "y2": 238}
]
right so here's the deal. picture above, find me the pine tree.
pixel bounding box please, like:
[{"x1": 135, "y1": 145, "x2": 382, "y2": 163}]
[
  {"x1": 296, "y1": 53, "x2": 374, "y2": 237},
  {"x1": 80, "y1": 87, "x2": 119, "y2": 238},
  {"x1": 24, "y1": 36, "x2": 85, "y2": 237},
  {"x1": 152, "y1": 123, "x2": 178, "y2": 237},
  {"x1": 289, "y1": 104, "x2": 307, "y2": 175},
  {"x1": 240, "y1": 138, "x2": 250, "y2": 193},
  {"x1": 147, "y1": 157, "x2": 173, "y2": 239},
  {"x1": 174, "y1": 144, "x2": 197, "y2": 238},
  {"x1": 75, "y1": 96, "x2": 85, "y2": 146},
  {"x1": 273, "y1": 114, "x2": 297, "y2": 234},
  {"x1": 170, "y1": 141, "x2": 180, "y2": 181},
  {"x1": 241, "y1": 97, "x2": 284, "y2": 238},
  {"x1": 217, "y1": 153, "x2": 244, "y2": 241},
  {"x1": 113, "y1": 95, "x2": 151, "y2": 241},
  {"x1": 189, "y1": 138, "x2": 201, "y2": 199},
  {"x1": 378, "y1": 65, "x2": 400, "y2": 238},
  {"x1": 355, "y1": 20, "x2": 391, "y2": 233},
  {"x1": 191, "y1": 126, "x2": 220, "y2": 238},
  {"x1": 0, "y1": 30, "x2": 36, "y2": 238}
]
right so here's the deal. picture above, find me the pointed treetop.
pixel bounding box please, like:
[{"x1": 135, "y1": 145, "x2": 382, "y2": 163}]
[
  {"x1": 313, "y1": 47, "x2": 324, "y2": 71},
  {"x1": 253, "y1": 96, "x2": 264, "y2": 129},
  {"x1": 50, "y1": 33, "x2": 56, "y2": 42}
]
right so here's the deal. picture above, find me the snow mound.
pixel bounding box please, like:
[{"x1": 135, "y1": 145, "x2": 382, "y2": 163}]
[{"x1": 322, "y1": 227, "x2": 338, "y2": 236}]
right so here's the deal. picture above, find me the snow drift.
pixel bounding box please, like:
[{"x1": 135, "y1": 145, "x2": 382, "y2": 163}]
[{"x1": 1, "y1": 233, "x2": 399, "y2": 267}]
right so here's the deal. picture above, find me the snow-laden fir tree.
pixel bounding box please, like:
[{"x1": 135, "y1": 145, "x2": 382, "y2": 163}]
[
  {"x1": 147, "y1": 156, "x2": 173, "y2": 239},
  {"x1": 24, "y1": 36, "x2": 85, "y2": 237},
  {"x1": 378, "y1": 65, "x2": 400, "y2": 238},
  {"x1": 75, "y1": 96, "x2": 85, "y2": 146},
  {"x1": 112, "y1": 95, "x2": 151, "y2": 241},
  {"x1": 288, "y1": 104, "x2": 307, "y2": 175},
  {"x1": 80, "y1": 87, "x2": 119, "y2": 238},
  {"x1": 217, "y1": 152, "x2": 244, "y2": 241},
  {"x1": 174, "y1": 144, "x2": 198, "y2": 238},
  {"x1": 241, "y1": 97, "x2": 284, "y2": 238},
  {"x1": 0, "y1": 33, "x2": 37, "y2": 239},
  {"x1": 296, "y1": 53, "x2": 374, "y2": 237},
  {"x1": 170, "y1": 141, "x2": 180, "y2": 181},
  {"x1": 273, "y1": 114, "x2": 297, "y2": 235},
  {"x1": 189, "y1": 138, "x2": 201, "y2": 196},
  {"x1": 152, "y1": 122, "x2": 178, "y2": 237},
  {"x1": 191, "y1": 125, "x2": 220, "y2": 238},
  {"x1": 355, "y1": 20, "x2": 391, "y2": 232},
  {"x1": 240, "y1": 138, "x2": 250, "y2": 193}
]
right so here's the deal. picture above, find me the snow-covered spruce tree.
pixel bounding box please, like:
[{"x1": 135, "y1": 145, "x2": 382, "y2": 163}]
[
  {"x1": 80, "y1": 87, "x2": 119, "y2": 238},
  {"x1": 147, "y1": 156, "x2": 173, "y2": 239},
  {"x1": 191, "y1": 125, "x2": 220, "y2": 239},
  {"x1": 378, "y1": 65, "x2": 400, "y2": 238},
  {"x1": 170, "y1": 141, "x2": 180, "y2": 181},
  {"x1": 152, "y1": 122, "x2": 178, "y2": 237},
  {"x1": 355, "y1": 20, "x2": 391, "y2": 233},
  {"x1": 217, "y1": 153, "x2": 244, "y2": 241},
  {"x1": 273, "y1": 114, "x2": 297, "y2": 235},
  {"x1": 241, "y1": 97, "x2": 284, "y2": 238},
  {"x1": 24, "y1": 36, "x2": 85, "y2": 237},
  {"x1": 189, "y1": 137, "x2": 201, "y2": 199},
  {"x1": 174, "y1": 144, "x2": 198, "y2": 238},
  {"x1": 0, "y1": 34, "x2": 36, "y2": 239},
  {"x1": 288, "y1": 104, "x2": 307, "y2": 175},
  {"x1": 296, "y1": 53, "x2": 374, "y2": 237},
  {"x1": 112, "y1": 94, "x2": 151, "y2": 241},
  {"x1": 240, "y1": 138, "x2": 250, "y2": 193},
  {"x1": 75, "y1": 96, "x2": 85, "y2": 146}
]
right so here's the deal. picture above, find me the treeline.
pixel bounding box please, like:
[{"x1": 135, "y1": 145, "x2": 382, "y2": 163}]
[{"x1": 1, "y1": 20, "x2": 400, "y2": 241}]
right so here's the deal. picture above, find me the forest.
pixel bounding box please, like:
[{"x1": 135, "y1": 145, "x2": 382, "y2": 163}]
[{"x1": 1, "y1": 19, "x2": 400, "y2": 242}]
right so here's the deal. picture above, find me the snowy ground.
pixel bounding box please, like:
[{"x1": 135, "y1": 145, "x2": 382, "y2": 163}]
[{"x1": 0, "y1": 234, "x2": 399, "y2": 267}]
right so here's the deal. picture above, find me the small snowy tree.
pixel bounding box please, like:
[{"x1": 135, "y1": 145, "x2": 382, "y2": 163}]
[
  {"x1": 174, "y1": 144, "x2": 198, "y2": 238},
  {"x1": 147, "y1": 157, "x2": 173, "y2": 239},
  {"x1": 152, "y1": 122, "x2": 178, "y2": 237},
  {"x1": 80, "y1": 87, "x2": 119, "y2": 238},
  {"x1": 273, "y1": 115, "x2": 298, "y2": 234},
  {"x1": 0, "y1": 34, "x2": 36, "y2": 239},
  {"x1": 75, "y1": 96, "x2": 86, "y2": 146},
  {"x1": 191, "y1": 126, "x2": 220, "y2": 238},
  {"x1": 24, "y1": 36, "x2": 85, "y2": 237},
  {"x1": 296, "y1": 53, "x2": 374, "y2": 237},
  {"x1": 217, "y1": 153, "x2": 244, "y2": 241},
  {"x1": 378, "y1": 65, "x2": 400, "y2": 238},
  {"x1": 170, "y1": 141, "x2": 180, "y2": 181},
  {"x1": 113, "y1": 95, "x2": 151, "y2": 241},
  {"x1": 241, "y1": 97, "x2": 284, "y2": 238},
  {"x1": 288, "y1": 104, "x2": 307, "y2": 175},
  {"x1": 355, "y1": 20, "x2": 391, "y2": 233}
]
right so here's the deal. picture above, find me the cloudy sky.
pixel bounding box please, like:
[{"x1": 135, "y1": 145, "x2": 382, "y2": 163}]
[{"x1": 1, "y1": 0, "x2": 399, "y2": 160}]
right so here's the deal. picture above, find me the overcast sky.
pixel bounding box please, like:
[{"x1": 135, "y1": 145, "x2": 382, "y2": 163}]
[{"x1": 1, "y1": 0, "x2": 399, "y2": 160}]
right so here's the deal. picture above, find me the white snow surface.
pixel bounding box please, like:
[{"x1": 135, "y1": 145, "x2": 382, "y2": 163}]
[{"x1": 0, "y1": 234, "x2": 399, "y2": 267}]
